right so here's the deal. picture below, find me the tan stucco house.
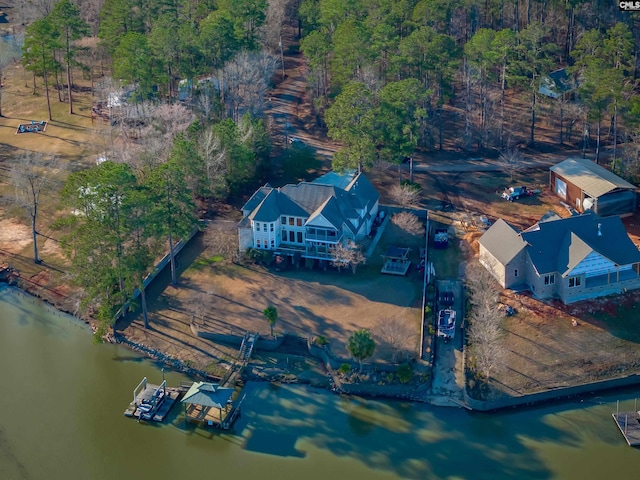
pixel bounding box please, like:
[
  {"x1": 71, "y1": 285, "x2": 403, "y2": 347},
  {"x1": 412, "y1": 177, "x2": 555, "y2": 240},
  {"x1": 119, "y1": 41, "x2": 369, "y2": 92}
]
[{"x1": 478, "y1": 211, "x2": 640, "y2": 304}]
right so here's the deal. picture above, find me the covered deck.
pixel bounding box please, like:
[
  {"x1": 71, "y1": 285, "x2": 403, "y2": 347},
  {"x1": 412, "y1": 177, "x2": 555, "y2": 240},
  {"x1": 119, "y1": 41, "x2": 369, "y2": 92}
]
[
  {"x1": 182, "y1": 381, "x2": 239, "y2": 429},
  {"x1": 381, "y1": 246, "x2": 411, "y2": 276}
]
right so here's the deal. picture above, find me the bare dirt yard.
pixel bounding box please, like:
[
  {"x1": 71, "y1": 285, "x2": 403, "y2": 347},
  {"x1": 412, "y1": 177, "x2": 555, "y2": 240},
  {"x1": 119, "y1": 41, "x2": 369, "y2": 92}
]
[
  {"x1": 122, "y1": 219, "x2": 425, "y2": 374},
  {"x1": 413, "y1": 164, "x2": 640, "y2": 401}
]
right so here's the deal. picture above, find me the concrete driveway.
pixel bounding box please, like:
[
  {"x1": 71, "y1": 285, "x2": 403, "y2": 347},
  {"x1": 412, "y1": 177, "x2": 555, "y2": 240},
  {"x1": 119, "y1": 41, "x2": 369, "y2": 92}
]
[{"x1": 429, "y1": 279, "x2": 466, "y2": 407}]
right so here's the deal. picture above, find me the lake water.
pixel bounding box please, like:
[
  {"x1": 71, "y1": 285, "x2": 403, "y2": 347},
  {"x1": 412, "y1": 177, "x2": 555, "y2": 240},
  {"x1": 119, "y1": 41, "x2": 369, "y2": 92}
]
[{"x1": 2, "y1": 284, "x2": 640, "y2": 480}]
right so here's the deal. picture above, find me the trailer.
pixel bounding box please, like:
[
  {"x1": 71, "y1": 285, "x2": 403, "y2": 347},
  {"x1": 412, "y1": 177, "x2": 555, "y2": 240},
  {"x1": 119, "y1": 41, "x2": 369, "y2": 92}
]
[{"x1": 434, "y1": 228, "x2": 449, "y2": 249}]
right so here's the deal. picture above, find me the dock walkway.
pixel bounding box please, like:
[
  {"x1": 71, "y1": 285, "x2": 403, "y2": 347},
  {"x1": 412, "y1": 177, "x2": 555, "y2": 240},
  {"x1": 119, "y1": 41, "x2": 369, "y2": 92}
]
[{"x1": 612, "y1": 400, "x2": 640, "y2": 446}]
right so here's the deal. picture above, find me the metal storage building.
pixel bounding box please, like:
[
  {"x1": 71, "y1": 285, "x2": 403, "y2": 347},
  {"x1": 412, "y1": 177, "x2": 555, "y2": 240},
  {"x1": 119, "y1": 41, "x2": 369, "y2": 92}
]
[{"x1": 549, "y1": 158, "x2": 637, "y2": 217}]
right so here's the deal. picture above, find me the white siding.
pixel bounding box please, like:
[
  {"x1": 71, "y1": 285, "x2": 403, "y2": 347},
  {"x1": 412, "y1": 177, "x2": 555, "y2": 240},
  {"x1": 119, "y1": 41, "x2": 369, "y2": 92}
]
[{"x1": 306, "y1": 215, "x2": 335, "y2": 229}]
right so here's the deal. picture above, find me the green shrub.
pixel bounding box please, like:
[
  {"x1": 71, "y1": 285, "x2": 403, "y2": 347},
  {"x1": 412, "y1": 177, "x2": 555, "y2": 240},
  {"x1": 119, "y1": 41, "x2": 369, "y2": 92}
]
[
  {"x1": 400, "y1": 180, "x2": 422, "y2": 192},
  {"x1": 397, "y1": 364, "x2": 413, "y2": 384},
  {"x1": 339, "y1": 363, "x2": 351, "y2": 374},
  {"x1": 314, "y1": 335, "x2": 328, "y2": 346},
  {"x1": 427, "y1": 324, "x2": 435, "y2": 336}
]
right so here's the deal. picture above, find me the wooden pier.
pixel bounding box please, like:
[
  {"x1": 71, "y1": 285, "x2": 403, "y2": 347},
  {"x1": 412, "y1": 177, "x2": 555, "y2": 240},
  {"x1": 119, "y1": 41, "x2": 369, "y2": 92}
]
[
  {"x1": 124, "y1": 333, "x2": 257, "y2": 429},
  {"x1": 612, "y1": 400, "x2": 640, "y2": 446},
  {"x1": 182, "y1": 333, "x2": 257, "y2": 430},
  {"x1": 124, "y1": 377, "x2": 181, "y2": 422}
]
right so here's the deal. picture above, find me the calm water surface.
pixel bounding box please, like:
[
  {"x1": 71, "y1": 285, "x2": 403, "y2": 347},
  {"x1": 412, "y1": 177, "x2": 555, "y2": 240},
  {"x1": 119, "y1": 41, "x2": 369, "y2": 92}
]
[{"x1": 2, "y1": 284, "x2": 640, "y2": 480}]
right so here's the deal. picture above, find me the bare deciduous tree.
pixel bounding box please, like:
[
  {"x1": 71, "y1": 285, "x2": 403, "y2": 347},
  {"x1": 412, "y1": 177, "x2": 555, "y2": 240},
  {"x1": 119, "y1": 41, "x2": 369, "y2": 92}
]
[
  {"x1": 330, "y1": 241, "x2": 366, "y2": 273},
  {"x1": 390, "y1": 184, "x2": 421, "y2": 208},
  {"x1": 467, "y1": 307, "x2": 504, "y2": 380},
  {"x1": 0, "y1": 40, "x2": 20, "y2": 117},
  {"x1": 221, "y1": 51, "x2": 278, "y2": 122},
  {"x1": 203, "y1": 221, "x2": 238, "y2": 263},
  {"x1": 11, "y1": 151, "x2": 61, "y2": 264},
  {"x1": 198, "y1": 129, "x2": 228, "y2": 202},
  {"x1": 465, "y1": 261, "x2": 504, "y2": 380},
  {"x1": 109, "y1": 100, "x2": 194, "y2": 172},
  {"x1": 499, "y1": 146, "x2": 525, "y2": 182},
  {"x1": 374, "y1": 316, "x2": 416, "y2": 362},
  {"x1": 391, "y1": 211, "x2": 423, "y2": 235},
  {"x1": 466, "y1": 262, "x2": 500, "y2": 312}
]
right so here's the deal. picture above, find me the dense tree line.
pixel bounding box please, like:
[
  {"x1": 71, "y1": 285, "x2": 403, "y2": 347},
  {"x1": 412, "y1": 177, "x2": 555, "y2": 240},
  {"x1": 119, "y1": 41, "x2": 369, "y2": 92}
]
[
  {"x1": 52, "y1": 112, "x2": 269, "y2": 337},
  {"x1": 299, "y1": 0, "x2": 640, "y2": 174}
]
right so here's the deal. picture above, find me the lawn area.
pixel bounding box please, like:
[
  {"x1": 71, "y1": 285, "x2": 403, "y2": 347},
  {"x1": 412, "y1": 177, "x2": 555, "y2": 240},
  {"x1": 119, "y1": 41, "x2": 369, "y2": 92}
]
[
  {"x1": 0, "y1": 61, "x2": 105, "y2": 307},
  {"x1": 476, "y1": 289, "x2": 640, "y2": 400},
  {"x1": 124, "y1": 218, "x2": 425, "y2": 369}
]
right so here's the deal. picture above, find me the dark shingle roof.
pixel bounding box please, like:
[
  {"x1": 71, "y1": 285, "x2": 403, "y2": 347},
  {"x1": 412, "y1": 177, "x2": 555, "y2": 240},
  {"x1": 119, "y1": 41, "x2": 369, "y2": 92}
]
[
  {"x1": 345, "y1": 172, "x2": 379, "y2": 209},
  {"x1": 241, "y1": 172, "x2": 378, "y2": 233},
  {"x1": 242, "y1": 185, "x2": 271, "y2": 213},
  {"x1": 522, "y1": 211, "x2": 640, "y2": 275},
  {"x1": 248, "y1": 189, "x2": 308, "y2": 222}
]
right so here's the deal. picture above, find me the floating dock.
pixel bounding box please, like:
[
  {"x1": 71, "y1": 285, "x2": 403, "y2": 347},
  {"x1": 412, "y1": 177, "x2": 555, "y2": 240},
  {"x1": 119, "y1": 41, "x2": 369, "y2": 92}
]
[
  {"x1": 124, "y1": 377, "x2": 181, "y2": 422},
  {"x1": 612, "y1": 400, "x2": 640, "y2": 446}
]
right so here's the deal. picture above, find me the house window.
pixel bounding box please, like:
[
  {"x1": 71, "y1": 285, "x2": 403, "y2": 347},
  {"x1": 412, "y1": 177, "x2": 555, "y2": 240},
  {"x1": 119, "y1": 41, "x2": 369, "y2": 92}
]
[
  {"x1": 514, "y1": 269, "x2": 518, "y2": 278},
  {"x1": 255, "y1": 222, "x2": 261, "y2": 232},
  {"x1": 282, "y1": 230, "x2": 287, "y2": 242},
  {"x1": 296, "y1": 218, "x2": 303, "y2": 226},
  {"x1": 281, "y1": 216, "x2": 286, "y2": 224},
  {"x1": 289, "y1": 217, "x2": 295, "y2": 226},
  {"x1": 270, "y1": 223, "x2": 274, "y2": 232},
  {"x1": 297, "y1": 231, "x2": 302, "y2": 243},
  {"x1": 544, "y1": 274, "x2": 555, "y2": 285},
  {"x1": 270, "y1": 239, "x2": 275, "y2": 248},
  {"x1": 256, "y1": 239, "x2": 261, "y2": 248},
  {"x1": 569, "y1": 276, "x2": 581, "y2": 288},
  {"x1": 289, "y1": 231, "x2": 295, "y2": 242}
]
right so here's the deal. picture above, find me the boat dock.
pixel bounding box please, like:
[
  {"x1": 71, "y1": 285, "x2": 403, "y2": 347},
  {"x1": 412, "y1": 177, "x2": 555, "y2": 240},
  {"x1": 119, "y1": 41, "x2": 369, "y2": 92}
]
[
  {"x1": 123, "y1": 332, "x2": 257, "y2": 429},
  {"x1": 612, "y1": 400, "x2": 640, "y2": 446},
  {"x1": 124, "y1": 377, "x2": 181, "y2": 422}
]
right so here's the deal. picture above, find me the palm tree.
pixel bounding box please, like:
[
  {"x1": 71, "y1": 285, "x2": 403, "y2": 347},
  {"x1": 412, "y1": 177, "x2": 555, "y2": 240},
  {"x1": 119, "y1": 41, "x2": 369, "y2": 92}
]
[{"x1": 263, "y1": 305, "x2": 278, "y2": 338}]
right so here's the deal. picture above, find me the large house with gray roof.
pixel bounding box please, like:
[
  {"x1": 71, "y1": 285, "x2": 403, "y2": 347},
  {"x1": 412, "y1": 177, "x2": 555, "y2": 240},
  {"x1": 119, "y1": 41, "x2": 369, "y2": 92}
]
[
  {"x1": 550, "y1": 158, "x2": 637, "y2": 217},
  {"x1": 238, "y1": 171, "x2": 379, "y2": 260},
  {"x1": 478, "y1": 211, "x2": 640, "y2": 304}
]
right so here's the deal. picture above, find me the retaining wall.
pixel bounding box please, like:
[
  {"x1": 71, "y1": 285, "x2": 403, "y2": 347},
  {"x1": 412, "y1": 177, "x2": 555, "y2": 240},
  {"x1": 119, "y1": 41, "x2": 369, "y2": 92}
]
[{"x1": 465, "y1": 374, "x2": 640, "y2": 411}]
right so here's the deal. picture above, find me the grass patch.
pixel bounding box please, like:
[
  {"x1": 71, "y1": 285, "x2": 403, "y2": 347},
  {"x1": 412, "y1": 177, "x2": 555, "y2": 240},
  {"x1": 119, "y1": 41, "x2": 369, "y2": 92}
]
[
  {"x1": 587, "y1": 303, "x2": 640, "y2": 343},
  {"x1": 430, "y1": 238, "x2": 463, "y2": 278},
  {"x1": 190, "y1": 255, "x2": 226, "y2": 270}
]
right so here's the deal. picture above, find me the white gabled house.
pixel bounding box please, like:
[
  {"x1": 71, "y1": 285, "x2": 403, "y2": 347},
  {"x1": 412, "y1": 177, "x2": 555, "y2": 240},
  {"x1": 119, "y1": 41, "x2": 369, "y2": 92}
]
[{"x1": 238, "y1": 170, "x2": 379, "y2": 260}]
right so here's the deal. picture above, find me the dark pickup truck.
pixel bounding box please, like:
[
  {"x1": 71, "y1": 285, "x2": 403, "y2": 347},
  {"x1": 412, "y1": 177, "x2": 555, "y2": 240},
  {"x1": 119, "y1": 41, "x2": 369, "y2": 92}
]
[{"x1": 501, "y1": 186, "x2": 533, "y2": 202}]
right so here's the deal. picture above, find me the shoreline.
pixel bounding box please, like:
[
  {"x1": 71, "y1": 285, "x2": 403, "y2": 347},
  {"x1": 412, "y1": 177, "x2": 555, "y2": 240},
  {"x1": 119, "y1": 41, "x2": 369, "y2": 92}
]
[{"x1": 4, "y1": 278, "x2": 640, "y2": 411}]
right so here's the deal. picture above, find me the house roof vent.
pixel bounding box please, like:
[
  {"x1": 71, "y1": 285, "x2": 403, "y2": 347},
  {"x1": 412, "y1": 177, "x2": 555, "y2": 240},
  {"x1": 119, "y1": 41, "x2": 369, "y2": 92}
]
[{"x1": 597, "y1": 223, "x2": 602, "y2": 237}]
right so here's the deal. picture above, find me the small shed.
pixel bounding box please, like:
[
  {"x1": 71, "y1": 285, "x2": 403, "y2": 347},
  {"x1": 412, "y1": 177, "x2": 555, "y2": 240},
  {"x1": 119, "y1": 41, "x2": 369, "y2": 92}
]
[
  {"x1": 181, "y1": 382, "x2": 235, "y2": 427},
  {"x1": 550, "y1": 158, "x2": 637, "y2": 217},
  {"x1": 381, "y1": 246, "x2": 411, "y2": 276}
]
